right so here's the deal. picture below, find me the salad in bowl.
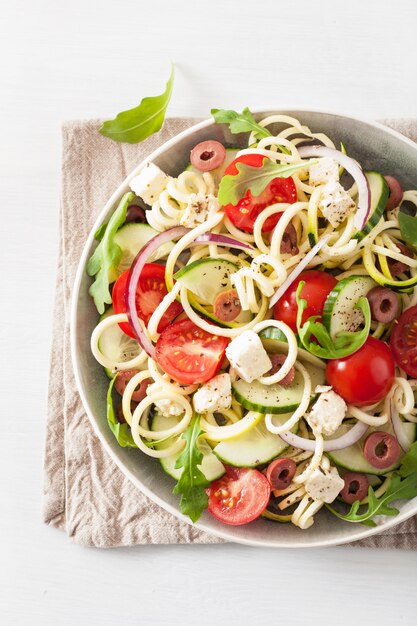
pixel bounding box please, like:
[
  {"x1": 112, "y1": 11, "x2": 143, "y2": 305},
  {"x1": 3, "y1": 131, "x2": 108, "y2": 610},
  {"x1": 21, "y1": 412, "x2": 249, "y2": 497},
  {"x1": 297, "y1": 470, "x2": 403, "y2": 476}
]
[{"x1": 75, "y1": 108, "x2": 417, "y2": 543}]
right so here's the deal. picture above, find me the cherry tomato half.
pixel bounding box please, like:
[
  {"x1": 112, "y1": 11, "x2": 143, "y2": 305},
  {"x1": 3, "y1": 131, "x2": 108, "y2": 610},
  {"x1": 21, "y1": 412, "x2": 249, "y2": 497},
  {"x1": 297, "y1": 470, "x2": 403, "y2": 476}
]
[
  {"x1": 154, "y1": 319, "x2": 228, "y2": 385},
  {"x1": 390, "y1": 304, "x2": 417, "y2": 377},
  {"x1": 326, "y1": 337, "x2": 395, "y2": 406},
  {"x1": 222, "y1": 154, "x2": 297, "y2": 233},
  {"x1": 112, "y1": 264, "x2": 183, "y2": 338},
  {"x1": 208, "y1": 466, "x2": 271, "y2": 526},
  {"x1": 273, "y1": 270, "x2": 337, "y2": 332}
]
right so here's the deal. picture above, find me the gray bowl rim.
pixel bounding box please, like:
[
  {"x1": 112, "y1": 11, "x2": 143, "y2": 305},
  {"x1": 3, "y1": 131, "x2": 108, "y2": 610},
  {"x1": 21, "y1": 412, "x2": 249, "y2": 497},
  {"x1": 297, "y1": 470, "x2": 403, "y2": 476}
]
[{"x1": 70, "y1": 108, "x2": 417, "y2": 548}]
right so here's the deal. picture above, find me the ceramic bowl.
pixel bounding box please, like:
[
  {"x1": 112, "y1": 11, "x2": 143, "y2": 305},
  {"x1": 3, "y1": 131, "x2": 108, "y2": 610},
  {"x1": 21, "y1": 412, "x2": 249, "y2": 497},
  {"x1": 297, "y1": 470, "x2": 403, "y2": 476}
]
[{"x1": 71, "y1": 109, "x2": 417, "y2": 547}]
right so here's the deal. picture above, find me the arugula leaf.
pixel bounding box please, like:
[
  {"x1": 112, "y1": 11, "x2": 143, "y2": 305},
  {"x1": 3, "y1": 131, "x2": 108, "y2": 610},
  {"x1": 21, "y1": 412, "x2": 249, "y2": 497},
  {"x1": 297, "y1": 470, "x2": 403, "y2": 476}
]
[
  {"x1": 106, "y1": 376, "x2": 137, "y2": 448},
  {"x1": 399, "y1": 441, "x2": 417, "y2": 477},
  {"x1": 398, "y1": 211, "x2": 417, "y2": 248},
  {"x1": 211, "y1": 107, "x2": 272, "y2": 140},
  {"x1": 99, "y1": 65, "x2": 174, "y2": 144},
  {"x1": 326, "y1": 473, "x2": 417, "y2": 526},
  {"x1": 173, "y1": 415, "x2": 210, "y2": 522},
  {"x1": 295, "y1": 282, "x2": 371, "y2": 359},
  {"x1": 87, "y1": 191, "x2": 134, "y2": 314},
  {"x1": 218, "y1": 158, "x2": 316, "y2": 207}
]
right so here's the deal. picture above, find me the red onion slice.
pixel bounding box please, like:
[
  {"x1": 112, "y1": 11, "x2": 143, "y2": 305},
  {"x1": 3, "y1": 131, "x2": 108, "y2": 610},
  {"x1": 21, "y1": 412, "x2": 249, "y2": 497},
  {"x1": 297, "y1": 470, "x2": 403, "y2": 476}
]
[
  {"x1": 126, "y1": 226, "x2": 190, "y2": 357},
  {"x1": 390, "y1": 400, "x2": 411, "y2": 452},
  {"x1": 269, "y1": 235, "x2": 330, "y2": 307},
  {"x1": 194, "y1": 233, "x2": 254, "y2": 251},
  {"x1": 298, "y1": 145, "x2": 371, "y2": 231},
  {"x1": 279, "y1": 420, "x2": 369, "y2": 452}
]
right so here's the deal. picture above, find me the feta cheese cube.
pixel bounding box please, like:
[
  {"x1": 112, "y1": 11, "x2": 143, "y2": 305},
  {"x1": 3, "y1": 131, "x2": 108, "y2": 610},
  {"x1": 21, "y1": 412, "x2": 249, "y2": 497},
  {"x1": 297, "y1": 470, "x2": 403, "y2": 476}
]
[
  {"x1": 130, "y1": 163, "x2": 171, "y2": 206},
  {"x1": 309, "y1": 157, "x2": 339, "y2": 187},
  {"x1": 305, "y1": 466, "x2": 345, "y2": 503},
  {"x1": 193, "y1": 373, "x2": 232, "y2": 414},
  {"x1": 319, "y1": 180, "x2": 356, "y2": 227},
  {"x1": 146, "y1": 383, "x2": 184, "y2": 417},
  {"x1": 180, "y1": 193, "x2": 220, "y2": 228},
  {"x1": 314, "y1": 385, "x2": 332, "y2": 394},
  {"x1": 307, "y1": 389, "x2": 347, "y2": 437},
  {"x1": 226, "y1": 331, "x2": 272, "y2": 383}
]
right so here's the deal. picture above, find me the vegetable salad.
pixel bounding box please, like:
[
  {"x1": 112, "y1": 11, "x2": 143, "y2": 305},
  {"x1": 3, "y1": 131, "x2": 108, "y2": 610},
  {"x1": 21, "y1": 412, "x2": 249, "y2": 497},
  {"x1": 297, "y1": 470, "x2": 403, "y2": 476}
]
[{"x1": 87, "y1": 108, "x2": 417, "y2": 529}]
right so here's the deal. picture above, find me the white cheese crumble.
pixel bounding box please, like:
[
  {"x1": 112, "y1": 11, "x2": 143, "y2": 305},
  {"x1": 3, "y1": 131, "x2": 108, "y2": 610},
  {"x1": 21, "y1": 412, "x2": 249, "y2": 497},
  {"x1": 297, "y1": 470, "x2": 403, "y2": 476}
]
[
  {"x1": 130, "y1": 163, "x2": 171, "y2": 206},
  {"x1": 146, "y1": 383, "x2": 184, "y2": 417},
  {"x1": 319, "y1": 180, "x2": 356, "y2": 227},
  {"x1": 307, "y1": 389, "x2": 347, "y2": 437},
  {"x1": 179, "y1": 193, "x2": 220, "y2": 228},
  {"x1": 305, "y1": 466, "x2": 345, "y2": 503},
  {"x1": 314, "y1": 385, "x2": 332, "y2": 394},
  {"x1": 225, "y1": 330, "x2": 272, "y2": 383},
  {"x1": 193, "y1": 373, "x2": 232, "y2": 414},
  {"x1": 309, "y1": 157, "x2": 339, "y2": 187}
]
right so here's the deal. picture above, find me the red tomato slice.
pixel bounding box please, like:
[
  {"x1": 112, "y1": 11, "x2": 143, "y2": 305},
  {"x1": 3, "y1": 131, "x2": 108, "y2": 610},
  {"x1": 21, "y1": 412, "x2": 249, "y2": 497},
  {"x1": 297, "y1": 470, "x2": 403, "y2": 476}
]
[
  {"x1": 222, "y1": 154, "x2": 297, "y2": 233},
  {"x1": 154, "y1": 319, "x2": 228, "y2": 385},
  {"x1": 112, "y1": 264, "x2": 183, "y2": 339},
  {"x1": 208, "y1": 466, "x2": 271, "y2": 526},
  {"x1": 390, "y1": 304, "x2": 417, "y2": 377},
  {"x1": 326, "y1": 337, "x2": 395, "y2": 406},
  {"x1": 273, "y1": 270, "x2": 337, "y2": 332}
]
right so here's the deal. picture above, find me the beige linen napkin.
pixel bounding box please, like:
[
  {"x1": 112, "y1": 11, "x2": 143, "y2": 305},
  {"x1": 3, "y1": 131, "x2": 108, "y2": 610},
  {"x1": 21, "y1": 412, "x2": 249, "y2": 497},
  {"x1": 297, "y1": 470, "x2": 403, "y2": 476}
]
[{"x1": 43, "y1": 116, "x2": 417, "y2": 549}]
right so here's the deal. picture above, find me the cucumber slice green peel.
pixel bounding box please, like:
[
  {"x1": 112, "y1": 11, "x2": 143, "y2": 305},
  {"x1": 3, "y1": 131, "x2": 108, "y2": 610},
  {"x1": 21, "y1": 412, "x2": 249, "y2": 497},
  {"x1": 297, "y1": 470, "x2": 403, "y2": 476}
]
[
  {"x1": 174, "y1": 257, "x2": 240, "y2": 304},
  {"x1": 113, "y1": 222, "x2": 173, "y2": 277},
  {"x1": 174, "y1": 257, "x2": 266, "y2": 328},
  {"x1": 354, "y1": 172, "x2": 389, "y2": 241},
  {"x1": 322, "y1": 275, "x2": 376, "y2": 340},
  {"x1": 231, "y1": 327, "x2": 326, "y2": 415},
  {"x1": 295, "y1": 281, "x2": 371, "y2": 359},
  {"x1": 258, "y1": 326, "x2": 326, "y2": 370},
  {"x1": 328, "y1": 422, "x2": 416, "y2": 476},
  {"x1": 213, "y1": 415, "x2": 297, "y2": 467},
  {"x1": 232, "y1": 362, "x2": 326, "y2": 415}
]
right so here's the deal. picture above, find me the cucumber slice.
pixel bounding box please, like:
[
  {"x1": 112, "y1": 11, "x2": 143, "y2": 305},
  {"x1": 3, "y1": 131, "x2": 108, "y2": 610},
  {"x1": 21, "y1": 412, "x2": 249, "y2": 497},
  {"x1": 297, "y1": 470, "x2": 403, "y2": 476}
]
[
  {"x1": 98, "y1": 307, "x2": 142, "y2": 378},
  {"x1": 366, "y1": 474, "x2": 382, "y2": 488},
  {"x1": 174, "y1": 257, "x2": 252, "y2": 327},
  {"x1": 328, "y1": 421, "x2": 416, "y2": 475},
  {"x1": 232, "y1": 362, "x2": 326, "y2": 415},
  {"x1": 258, "y1": 326, "x2": 326, "y2": 370},
  {"x1": 354, "y1": 171, "x2": 389, "y2": 240},
  {"x1": 152, "y1": 413, "x2": 225, "y2": 481},
  {"x1": 175, "y1": 258, "x2": 239, "y2": 304},
  {"x1": 185, "y1": 148, "x2": 239, "y2": 184},
  {"x1": 258, "y1": 325, "x2": 288, "y2": 344},
  {"x1": 322, "y1": 275, "x2": 376, "y2": 339},
  {"x1": 113, "y1": 223, "x2": 174, "y2": 276},
  {"x1": 213, "y1": 415, "x2": 295, "y2": 467}
]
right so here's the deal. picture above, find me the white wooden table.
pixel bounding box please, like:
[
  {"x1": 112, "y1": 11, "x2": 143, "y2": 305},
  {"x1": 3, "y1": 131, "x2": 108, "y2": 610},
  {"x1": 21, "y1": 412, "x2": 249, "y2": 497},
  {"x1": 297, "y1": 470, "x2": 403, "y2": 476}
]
[{"x1": 2, "y1": 0, "x2": 417, "y2": 624}]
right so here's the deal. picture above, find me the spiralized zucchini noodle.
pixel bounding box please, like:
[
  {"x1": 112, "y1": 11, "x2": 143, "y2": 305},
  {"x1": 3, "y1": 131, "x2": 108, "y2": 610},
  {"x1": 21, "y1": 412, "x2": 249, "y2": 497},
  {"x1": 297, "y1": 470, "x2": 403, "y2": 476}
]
[{"x1": 88, "y1": 112, "x2": 417, "y2": 531}]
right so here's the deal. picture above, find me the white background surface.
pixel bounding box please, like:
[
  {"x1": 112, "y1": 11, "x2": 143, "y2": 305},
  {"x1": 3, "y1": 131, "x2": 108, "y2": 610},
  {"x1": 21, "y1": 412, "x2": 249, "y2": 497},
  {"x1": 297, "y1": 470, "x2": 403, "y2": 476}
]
[{"x1": 2, "y1": 0, "x2": 417, "y2": 624}]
